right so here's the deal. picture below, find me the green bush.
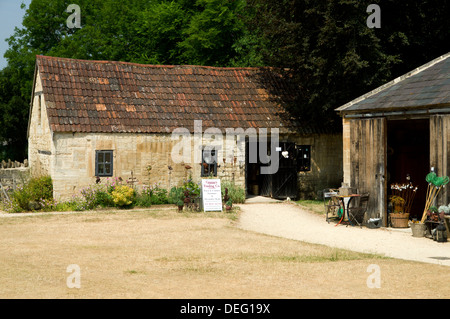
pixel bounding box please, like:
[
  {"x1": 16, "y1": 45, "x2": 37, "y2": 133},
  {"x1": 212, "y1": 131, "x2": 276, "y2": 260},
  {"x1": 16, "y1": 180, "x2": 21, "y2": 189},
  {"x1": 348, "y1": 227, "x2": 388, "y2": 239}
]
[
  {"x1": 65, "y1": 197, "x2": 89, "y2": 211},
  {"x1": 10, "y1": 186, "x2": 31, "y2": 212},
  {"x1": 80, "y1": 184, "x2": 115, "y2": 209},
  {"x1": 138, "y1": 183, "x2": 169, "y2": 206},
  {"x1": 27, "y1": 176, "x2": 53, "y2": 201},
  {"x1": 221, "y1": 181, "x2": 245, "y2": 204},
  {"x1": 150, "y1": 187, "x2": 168, "y2": 204},
  {"x1": 168, "y1": 186, "x2": 184, "y2": 204},
  {"x1": 135, "y1": 193, "x2": 153, "y2": 207},
  {"x1": 95, "y1": 190, "x2": 114, "y2": 207},
  {"x1": 10, "y1": 176, "x2": 53, "y2": 212},
  {"x1": 181, "y1": 176, "x2": 201, "y2": 199}
]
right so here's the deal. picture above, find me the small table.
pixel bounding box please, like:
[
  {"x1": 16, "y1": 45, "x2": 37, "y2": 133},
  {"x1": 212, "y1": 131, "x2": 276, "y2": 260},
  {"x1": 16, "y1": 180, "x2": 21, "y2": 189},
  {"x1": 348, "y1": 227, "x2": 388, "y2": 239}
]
[{"x1": 335, "y1": 194, "x2": 361, "y2": 227}]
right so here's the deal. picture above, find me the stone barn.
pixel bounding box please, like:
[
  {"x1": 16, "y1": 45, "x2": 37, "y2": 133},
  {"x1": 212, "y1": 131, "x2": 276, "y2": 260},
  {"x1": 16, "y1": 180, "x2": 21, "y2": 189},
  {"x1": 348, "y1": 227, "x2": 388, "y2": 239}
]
[
  {"x1": 336, "y1": 52, "x2": 450, "y2": 226},
  {"x1": 28, "y1": 55, "x2": 342, "y2": 201}
]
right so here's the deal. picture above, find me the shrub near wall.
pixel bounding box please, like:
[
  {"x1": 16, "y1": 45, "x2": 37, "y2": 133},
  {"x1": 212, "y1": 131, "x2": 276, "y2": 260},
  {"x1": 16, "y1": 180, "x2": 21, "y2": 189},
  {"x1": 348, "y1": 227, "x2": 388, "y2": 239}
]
[
  {"x1": 221, "y1": 181, "x2": 245, "y2": 204},
  {"x1": 9, "y1": 176, "x2": 53, "y2": 212},
  {"x1": 3, "y1": 175, "x2": 247, "y2": 213},
  {"x1": 111, "y1": 185, "x2": 136, "y2": 207}
]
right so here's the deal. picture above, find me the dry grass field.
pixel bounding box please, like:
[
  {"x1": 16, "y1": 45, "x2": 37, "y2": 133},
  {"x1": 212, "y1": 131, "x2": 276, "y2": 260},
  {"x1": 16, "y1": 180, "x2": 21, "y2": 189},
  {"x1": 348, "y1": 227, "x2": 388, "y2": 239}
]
[{"x1": 0, "y1": 206, "x2": 449, "y2": 299}]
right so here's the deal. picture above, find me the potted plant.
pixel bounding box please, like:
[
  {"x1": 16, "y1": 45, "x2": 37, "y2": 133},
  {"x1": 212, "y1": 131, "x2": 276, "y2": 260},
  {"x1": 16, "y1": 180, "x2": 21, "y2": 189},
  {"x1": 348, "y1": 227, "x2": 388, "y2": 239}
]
[
  {"x1": 176, "y1": 199, "x2": 184, "y2": 211},
  {"x1": 428, "y1": 205, "x2": 439, "y2": 222},
  {"x1": 169, "y1": 186, "x2": 185, "y2": 211},
  {"x1": 389, "y1": 195, "x2": 409, "y2": 228},
  {"x1": 225, "y1": 199, "x2": 232, "y2": 211}
]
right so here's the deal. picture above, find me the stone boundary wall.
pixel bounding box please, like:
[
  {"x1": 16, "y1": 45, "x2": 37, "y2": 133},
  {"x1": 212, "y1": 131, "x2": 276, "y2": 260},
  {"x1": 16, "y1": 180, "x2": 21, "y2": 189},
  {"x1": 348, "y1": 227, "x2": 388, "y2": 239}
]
[
  {"x1": 1, "y1": 159, "x2": 29, "y2": 169},
  {"x1": 0, "y1": 160, "x2": 30, "y2": 202}
]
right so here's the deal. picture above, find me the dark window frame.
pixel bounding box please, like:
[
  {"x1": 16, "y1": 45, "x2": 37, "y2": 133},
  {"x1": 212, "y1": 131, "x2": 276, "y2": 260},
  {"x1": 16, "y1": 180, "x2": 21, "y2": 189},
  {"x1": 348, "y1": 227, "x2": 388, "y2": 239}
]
[
  {"x1": 201, "y1": 148, "x2": 217, "y2": 177},
  {"x1": 95, "y1": 150, "x2": 114, "y2": 177},
  {"x1": 296, "y1": 145, "x2": 311, "y2": 172}
]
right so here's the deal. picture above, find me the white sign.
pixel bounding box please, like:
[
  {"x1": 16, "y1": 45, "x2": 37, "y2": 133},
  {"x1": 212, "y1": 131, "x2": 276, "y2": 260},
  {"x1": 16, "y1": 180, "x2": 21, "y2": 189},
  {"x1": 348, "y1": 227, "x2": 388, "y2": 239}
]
[{"x1": 202, "y1": 179, "x2": 222, "y2": 212}]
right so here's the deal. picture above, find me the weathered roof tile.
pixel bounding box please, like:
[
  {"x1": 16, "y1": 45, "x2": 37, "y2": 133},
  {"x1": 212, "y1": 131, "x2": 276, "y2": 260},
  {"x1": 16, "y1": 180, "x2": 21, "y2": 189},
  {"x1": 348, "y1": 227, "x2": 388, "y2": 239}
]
[
  {"x1": 36, "y1": 55, "x2": 303, "y2": 134},
  {"x1": 337, "y1": 52, "x2": 450, "y2": 114}
]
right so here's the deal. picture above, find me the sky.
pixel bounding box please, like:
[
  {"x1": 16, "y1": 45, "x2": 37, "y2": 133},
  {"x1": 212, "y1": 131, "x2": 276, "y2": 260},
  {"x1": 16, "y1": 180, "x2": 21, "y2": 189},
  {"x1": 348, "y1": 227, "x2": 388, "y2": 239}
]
[{"x1": 0, "y1": 0, "x2": 31, "y2": 69}]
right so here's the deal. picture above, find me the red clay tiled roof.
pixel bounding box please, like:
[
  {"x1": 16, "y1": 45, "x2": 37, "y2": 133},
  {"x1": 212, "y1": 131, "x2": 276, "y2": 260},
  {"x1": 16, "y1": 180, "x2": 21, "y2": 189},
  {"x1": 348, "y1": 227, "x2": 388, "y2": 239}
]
[{"x1": 35, "y1": 55, "x2": 300, "y2": 134}]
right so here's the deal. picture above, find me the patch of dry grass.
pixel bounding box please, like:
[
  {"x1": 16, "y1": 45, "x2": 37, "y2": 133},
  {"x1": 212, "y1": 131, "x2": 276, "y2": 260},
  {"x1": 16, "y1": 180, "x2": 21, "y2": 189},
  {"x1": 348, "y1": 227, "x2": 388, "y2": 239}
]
[
  {"x1": 0, "y1": 207, "x2": 449, "y2": 298},
  {"x1": 295, "y1": 200, "x2": 325, "y2": 215}
]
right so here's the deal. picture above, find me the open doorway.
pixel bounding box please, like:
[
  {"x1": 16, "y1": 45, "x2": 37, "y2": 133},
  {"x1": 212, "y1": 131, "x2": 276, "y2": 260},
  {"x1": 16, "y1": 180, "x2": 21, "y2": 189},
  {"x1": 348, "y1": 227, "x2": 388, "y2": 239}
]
[
  {"x1": 387, "y1": 119, "x2": 429, "y2": 220},
  {"x1": 245, "y1": 140, "x2": 299, "y2": 199}
]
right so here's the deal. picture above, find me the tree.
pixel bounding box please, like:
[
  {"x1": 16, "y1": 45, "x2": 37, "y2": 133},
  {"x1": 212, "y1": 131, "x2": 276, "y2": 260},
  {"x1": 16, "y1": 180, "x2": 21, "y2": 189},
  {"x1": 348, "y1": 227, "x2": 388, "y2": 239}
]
[
  {"x1": 178, "y1": 0, "x2": 246, "y2": 66},
  {"x1": 0, "y1": 0, "x2": 250, "y2": 160},
  {"x1": 2, "y1": 0, "x2": 448, "y2": 160},
  {"x1": 242, "y1": 0, "x2": 450, "y2": 129},
  {"x1": 0, "y1": 66, "x2": 30, "y2": 160},
  {"x1": 375, "y1": 0, "x2": 450, "y2": 76}
]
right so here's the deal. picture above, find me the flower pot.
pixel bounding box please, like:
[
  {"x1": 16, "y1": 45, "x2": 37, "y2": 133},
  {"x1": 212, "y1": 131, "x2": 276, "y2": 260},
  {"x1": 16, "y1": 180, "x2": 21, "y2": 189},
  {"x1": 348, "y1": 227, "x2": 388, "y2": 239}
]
[
  {"x1": 411, "y1": 222, "x2": 426, "y2": 237},
  {"x1": 390, "y1": 212, "x2": 409, "y2": 228},
  {"x1": 177, "y1": 205, "x2": 184, "y2": 211},
  {"x1": 226, "y1": 205, "x2": 232, "y2": 211}
]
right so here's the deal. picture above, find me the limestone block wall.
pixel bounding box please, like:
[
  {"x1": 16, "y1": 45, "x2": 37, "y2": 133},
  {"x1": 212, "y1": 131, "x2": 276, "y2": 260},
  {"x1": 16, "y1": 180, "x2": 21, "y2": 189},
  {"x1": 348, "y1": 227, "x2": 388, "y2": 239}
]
[
  {"x1": 28, "y1": 70, "x2": 54, "y2": 178},
  {"x1": 51, "y1": 132, "x2": 245, "y2": 200},
  {"x1": 288, "y1": 133, "x2": 343, "y2": 199},
  {"x1": 0, "y1": 167, "x2": 30, "y2": 191}
]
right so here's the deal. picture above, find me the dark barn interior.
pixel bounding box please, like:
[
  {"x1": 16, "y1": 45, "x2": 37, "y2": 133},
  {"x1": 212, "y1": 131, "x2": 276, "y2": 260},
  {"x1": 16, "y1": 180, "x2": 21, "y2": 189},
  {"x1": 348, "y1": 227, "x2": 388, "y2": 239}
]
[{"x1": 387, "y1": 119, "x2": 429, "y2": 220}]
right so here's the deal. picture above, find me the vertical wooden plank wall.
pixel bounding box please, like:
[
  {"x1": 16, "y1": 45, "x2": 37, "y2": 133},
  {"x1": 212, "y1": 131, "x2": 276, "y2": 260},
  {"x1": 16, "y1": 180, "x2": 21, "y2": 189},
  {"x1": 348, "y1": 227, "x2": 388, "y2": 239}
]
[
  {"x1": 430, "y1": 115, "x2": 449, "y2": 205},
  {"x1": 349, "y1": 117, "x2": 387, "y2": 222}
]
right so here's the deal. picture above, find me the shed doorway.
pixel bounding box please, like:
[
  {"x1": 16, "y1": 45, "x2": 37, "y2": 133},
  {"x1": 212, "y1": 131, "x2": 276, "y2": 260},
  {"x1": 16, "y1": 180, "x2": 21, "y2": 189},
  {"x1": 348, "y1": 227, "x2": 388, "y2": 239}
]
[
  {"x1": 246, "y1": 140, "x2": 299, "y2": 200},
  {"x1": 387, "y1": 119, "x2": 429, "y2": 220}
]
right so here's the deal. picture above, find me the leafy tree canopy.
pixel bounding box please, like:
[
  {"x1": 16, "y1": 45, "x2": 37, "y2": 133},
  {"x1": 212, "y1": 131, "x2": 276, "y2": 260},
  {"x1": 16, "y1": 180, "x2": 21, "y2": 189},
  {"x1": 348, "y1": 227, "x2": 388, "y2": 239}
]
[
  {"x1": 0, "y1": 0, "x2": 248, "y2": 160},
  {"x1": 0, "y1": 0, "x2": 448, "y2": 160},
  {"x1": 242, "y1": 0, "x2": 450, "y2": 129}
]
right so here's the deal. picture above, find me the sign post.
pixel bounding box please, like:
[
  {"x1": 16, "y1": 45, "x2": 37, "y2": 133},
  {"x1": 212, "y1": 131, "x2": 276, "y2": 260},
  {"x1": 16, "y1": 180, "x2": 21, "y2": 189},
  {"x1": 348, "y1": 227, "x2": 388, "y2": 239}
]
[{"x1": 201, "y1": 179, "x2": 222, "y2": 212}]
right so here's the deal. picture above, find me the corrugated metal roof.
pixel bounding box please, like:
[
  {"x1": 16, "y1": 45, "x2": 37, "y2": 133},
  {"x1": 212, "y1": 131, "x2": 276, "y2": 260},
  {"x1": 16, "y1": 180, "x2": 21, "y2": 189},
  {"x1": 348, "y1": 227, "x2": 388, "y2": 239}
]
[
  {"x1": 35, "y1": 55, "x2": 306, "y2": 134},
  {"x1": 336, "y1": 52, "x2": 450, "y2": 114}
]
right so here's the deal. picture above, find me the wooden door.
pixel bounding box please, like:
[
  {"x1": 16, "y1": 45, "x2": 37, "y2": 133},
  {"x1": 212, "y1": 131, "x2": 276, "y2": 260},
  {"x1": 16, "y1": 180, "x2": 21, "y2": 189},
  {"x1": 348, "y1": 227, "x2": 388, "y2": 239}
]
[
  {"x1": 271, "y1": 142, "x2": 299, "y2": 199},
  {"x1": 349, "y1": 117, "x2": 387, "y2": 225}
]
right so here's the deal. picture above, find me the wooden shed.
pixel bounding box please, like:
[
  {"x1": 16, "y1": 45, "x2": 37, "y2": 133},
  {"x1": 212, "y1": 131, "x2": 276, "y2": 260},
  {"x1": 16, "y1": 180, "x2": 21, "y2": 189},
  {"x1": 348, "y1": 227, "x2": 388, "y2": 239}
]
[{"x1": 336, "y1": 52, "x2": 450, "y2": 226}]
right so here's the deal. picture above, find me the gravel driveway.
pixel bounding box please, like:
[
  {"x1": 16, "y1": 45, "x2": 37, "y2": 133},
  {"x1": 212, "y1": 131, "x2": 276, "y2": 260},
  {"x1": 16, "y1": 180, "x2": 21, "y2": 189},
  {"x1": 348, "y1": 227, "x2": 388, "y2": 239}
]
[{"x1": 237, "y1": 202, "x2": 450, "y2": 267}]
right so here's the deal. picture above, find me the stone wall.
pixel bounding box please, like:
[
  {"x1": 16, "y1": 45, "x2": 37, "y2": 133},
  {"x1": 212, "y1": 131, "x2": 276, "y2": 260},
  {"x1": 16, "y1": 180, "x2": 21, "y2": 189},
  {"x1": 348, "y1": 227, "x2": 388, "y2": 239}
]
[
  {"x1": 50, "y1": 132, "x2": 246, "y2": 200},
  {"x1": 288, "y1": 133, "x2": 343, "y2": 200},
  {"x1": 30, "y1": 126, "x2": 341, "y2": 201},
  {"x1": 27, "y1": 70, "x2": 341, "y2": 201},
  {"x1": 0, "y1": 165, "x2": 30, "y2": 203},
  {"x1": 28, "y1": 70, "x2": 54, "y2": 178}
]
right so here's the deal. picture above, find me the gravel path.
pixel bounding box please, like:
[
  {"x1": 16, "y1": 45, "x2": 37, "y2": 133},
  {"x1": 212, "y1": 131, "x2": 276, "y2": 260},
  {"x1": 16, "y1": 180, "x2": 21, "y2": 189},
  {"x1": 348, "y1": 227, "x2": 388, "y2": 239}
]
[{"x1": 237, "y1": 202, "x2": 450, "y2": 267}]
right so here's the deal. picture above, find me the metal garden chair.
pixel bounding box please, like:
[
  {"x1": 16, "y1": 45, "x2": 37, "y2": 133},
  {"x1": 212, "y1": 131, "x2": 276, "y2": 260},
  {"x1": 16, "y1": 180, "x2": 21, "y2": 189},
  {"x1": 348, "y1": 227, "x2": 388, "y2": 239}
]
[{"x1": 347, "y1": 193, "x2": 370, "y2": 228}]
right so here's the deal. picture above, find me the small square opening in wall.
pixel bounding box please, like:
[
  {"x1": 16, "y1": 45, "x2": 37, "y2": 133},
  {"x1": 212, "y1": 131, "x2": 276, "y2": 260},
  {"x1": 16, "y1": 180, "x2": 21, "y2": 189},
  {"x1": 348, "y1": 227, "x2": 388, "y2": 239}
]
[
  {"x1": 296, "y1": 145, "x2": 311, "y2": 171},
  {"x1": 201, "y1": 148, "x2": 217, "y2": 177},
  {"x1": 96, "y1": 150, "x2": 113, "y2": 177}
]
